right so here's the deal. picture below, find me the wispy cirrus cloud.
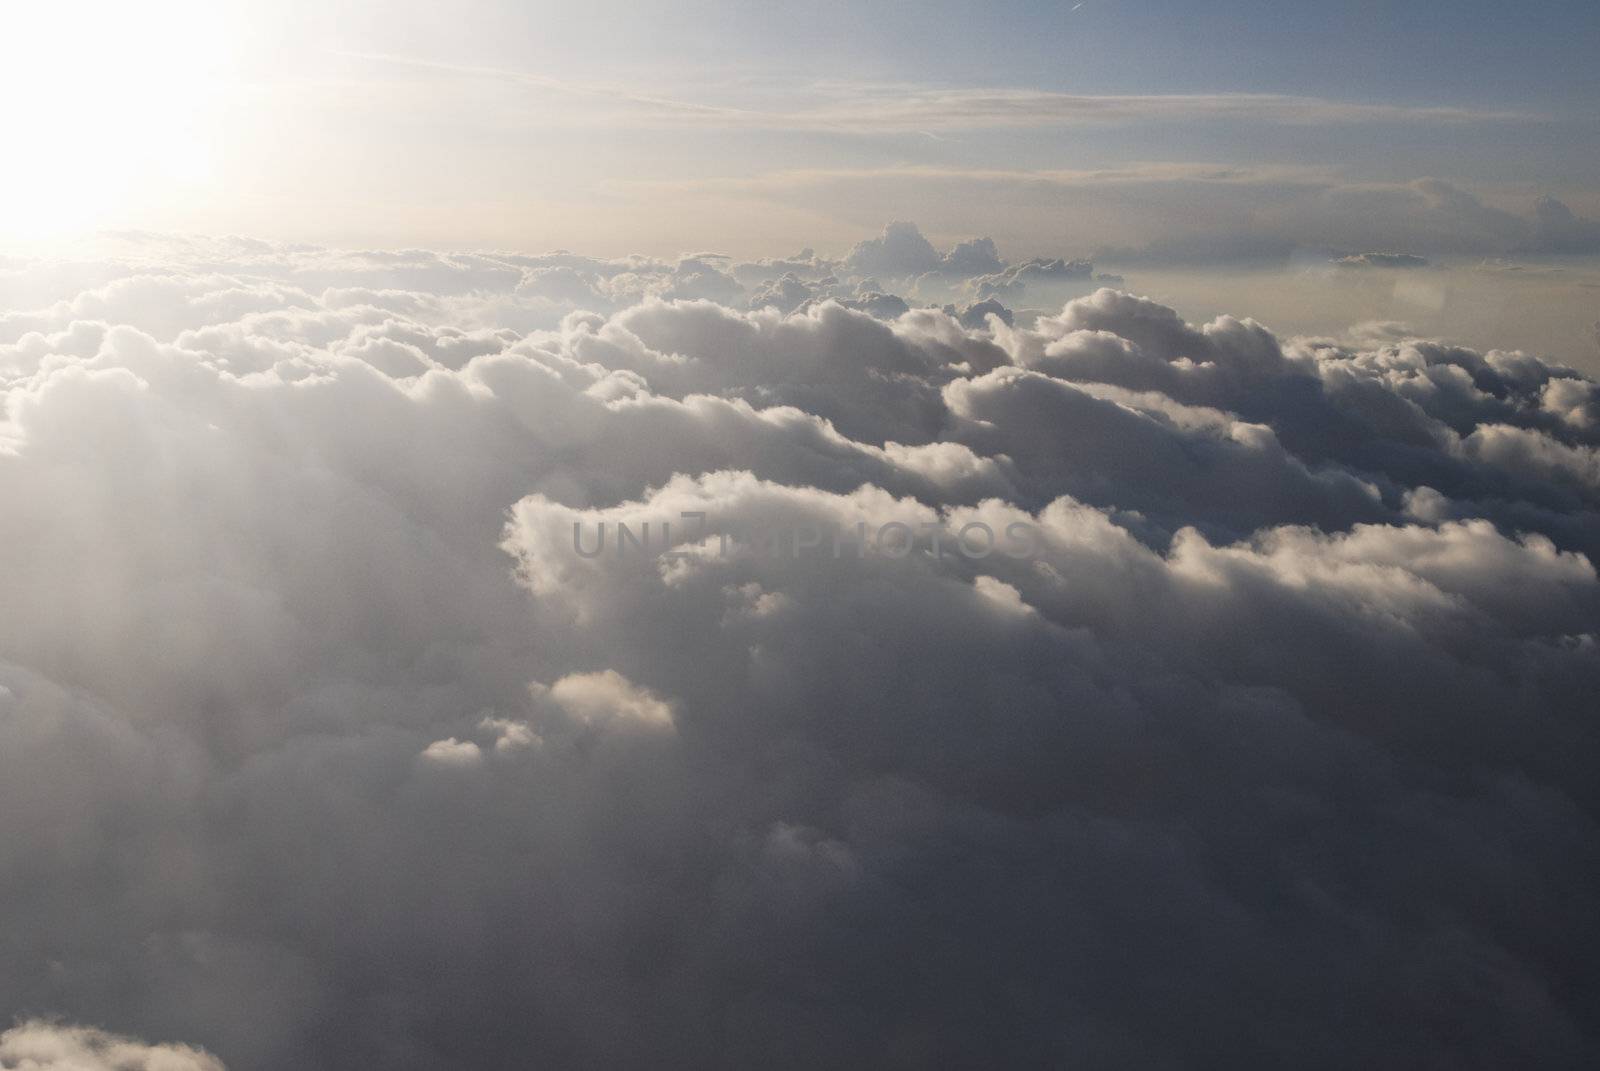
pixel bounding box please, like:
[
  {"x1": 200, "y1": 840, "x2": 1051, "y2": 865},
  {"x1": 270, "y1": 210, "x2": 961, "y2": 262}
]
[{"x1": 339, "y1": 52, "x2": 1540, "y2": 131}]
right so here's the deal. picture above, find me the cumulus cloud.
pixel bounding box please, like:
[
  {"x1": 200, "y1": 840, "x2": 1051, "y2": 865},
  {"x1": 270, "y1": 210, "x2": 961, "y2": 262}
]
[
  {"x1": 1, "y1": 235, "x2": 1598, "y2": 1068},
  {"x1": 419, "y1": 737, "x2": 484, "y2": 767},
  {"x1": 0, "y1": 1020, "x2": 224, "y2": 1071},
  {"x1": 841, "y1": 222, "x2": 1048, "y2": 287},
  {"x1": 1533, "y1": 195, "x2": 1600, "y2": 254},
  {"x1": 842, "y1": 221, "x2": 944, "y2": 277},
  {"x1": 970, "y1": 255, "x2": 1096, "y2": 301}
]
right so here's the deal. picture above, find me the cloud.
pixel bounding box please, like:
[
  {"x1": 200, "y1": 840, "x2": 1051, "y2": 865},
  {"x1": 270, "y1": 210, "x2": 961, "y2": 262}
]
[
  {"x1": 344, "y1": 56, "x2": 1541, "y2": 131},
  {"x1": 623, "y1": 168, "x2": 1600, "y2": 263},
  {"x1": 538, "y1": 670, "x2": 675, "y2": 732},
  {"x1": 0, "y1": 237, "x2": 1598, "y2": 1068},
  {"x1": 1335, "y1": 252, "x2": 1431, "y2": 269},
  {"x1": 844, "y1": 221, "x2": 943, "y2": 276},
  {"x1": 0, "y1": 1020, "x2": 224, "y2": 1071},
  {"x1": 419, "y1": 737, "x2": 484, "y2": 766},
  {"x1": 1533, "y1": 195, "x2": 1600, "y2": 254},
  {"x1": 970, "y1": 256, "x2": 1096, "y2": 301}
]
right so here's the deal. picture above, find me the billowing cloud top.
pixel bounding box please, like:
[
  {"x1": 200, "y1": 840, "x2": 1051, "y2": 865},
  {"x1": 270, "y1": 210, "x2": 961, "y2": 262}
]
[
  {"x1": 0, "y1": 1021, "x2": 223, "y2": 1071},
  {"x1": 1, "y1": 231, "x2": 1598, "y2": 1069}
]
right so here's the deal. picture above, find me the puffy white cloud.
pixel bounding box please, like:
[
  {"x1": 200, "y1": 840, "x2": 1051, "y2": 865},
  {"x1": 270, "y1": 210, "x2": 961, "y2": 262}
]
[
  {"x1": 0, "y1": 236, "x2": 1597, "y2": 1068},
  {"x1": 843, "y1": 222, "x2": 1031, "y2": 284},
  {"x1": 843, "y1": 221, "x2": 944, "y2": 277},
  {"x1": 0, "y1": 1020, "x2": 224, "y2": 1071},
  {"x1": 419, "y1": 738, "x2": 484, "y2": 766},
  {"x1": 539, "y1": 670, "x2": 675, "y2": 732}
]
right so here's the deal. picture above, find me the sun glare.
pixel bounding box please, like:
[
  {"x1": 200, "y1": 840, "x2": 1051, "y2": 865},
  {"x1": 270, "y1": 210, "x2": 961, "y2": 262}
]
[{"x1": 1, "y1": 0, "x2": 237, "y2": 240}]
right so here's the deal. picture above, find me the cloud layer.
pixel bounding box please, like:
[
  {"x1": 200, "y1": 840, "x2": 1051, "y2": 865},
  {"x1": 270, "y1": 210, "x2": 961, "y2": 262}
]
[
  {"x1": 628, "y1": 170, "x2": 1600, "y2": 267},
  {"x1": 345, "y1": 57, "x2": 1543, "y2": 133},
  {"x1": 1, "y1": 233, "x2": 1598, "y2": 1068}
]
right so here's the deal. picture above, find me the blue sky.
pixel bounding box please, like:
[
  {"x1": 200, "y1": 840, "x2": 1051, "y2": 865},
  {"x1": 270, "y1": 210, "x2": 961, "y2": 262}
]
[
  {"x1": 407, "y1": 0, "x2": 1600, "y2": 122},
  {"x1": 385, "y1": 0, "x2": 1598, "y2": 106}
]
